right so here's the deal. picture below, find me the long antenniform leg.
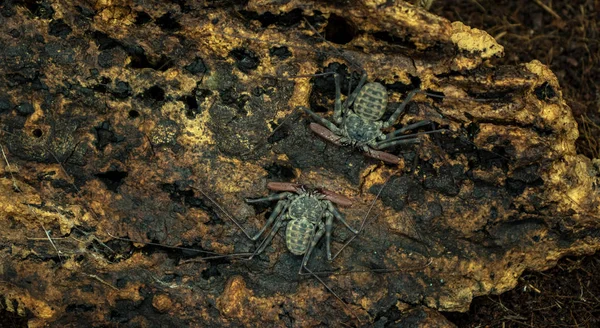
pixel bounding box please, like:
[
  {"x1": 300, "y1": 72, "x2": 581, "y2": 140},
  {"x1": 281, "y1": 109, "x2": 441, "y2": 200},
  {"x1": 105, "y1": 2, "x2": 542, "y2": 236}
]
[{"x1": 296, "y1": 219, "x2": 360, "y2": 322}]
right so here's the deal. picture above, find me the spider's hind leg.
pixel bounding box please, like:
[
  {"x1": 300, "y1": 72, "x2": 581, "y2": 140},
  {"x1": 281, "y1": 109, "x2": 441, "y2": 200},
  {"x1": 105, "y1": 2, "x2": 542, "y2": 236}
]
[
  {"x1": 382, "y1": 89, "x2": 421, "y2": 128},
  {"x1": 301, "y1": 221, "x2": 326, "y2": 268},
  {"x1": 383, "y1": 120, "x2": 432, "y2": 140},
  {"x1": 372, "y1": 137, "x2": 420, "y2": 150},
  {"x1": 252, "y1": 209, "x2": 289, "y2": 258}
]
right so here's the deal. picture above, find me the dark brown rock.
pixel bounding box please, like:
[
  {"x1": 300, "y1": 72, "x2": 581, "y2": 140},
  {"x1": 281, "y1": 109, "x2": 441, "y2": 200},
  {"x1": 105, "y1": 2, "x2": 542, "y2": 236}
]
[{"x1": 0, "y1": 1, "x2": 598, "y2": 327}]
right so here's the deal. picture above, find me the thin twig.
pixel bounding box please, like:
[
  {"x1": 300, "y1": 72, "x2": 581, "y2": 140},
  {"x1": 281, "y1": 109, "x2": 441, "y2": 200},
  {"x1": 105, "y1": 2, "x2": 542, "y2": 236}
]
[
  {"x1": 39, "y1": 221, "x2": 64, "y2": 261},
  {"x1": 191, "y1": 186, "x2": 254, "y2": 241},
  {"x1": 1, "y1": 144, "x2": 20, "y2": 192},
  {"x1": 84, "y1": 274, "x2": 118, "y2": 290},
  {"x1": 532, "y1": 0, "x2": 563, "y2": 21},
  {"x1": 331, "y1": 170, "x2": 399, "y2": 260}
]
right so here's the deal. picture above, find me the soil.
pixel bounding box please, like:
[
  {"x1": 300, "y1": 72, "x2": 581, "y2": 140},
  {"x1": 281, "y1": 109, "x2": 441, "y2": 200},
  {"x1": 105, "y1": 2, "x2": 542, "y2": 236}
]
[{"x1": 432, "y1": 1, "x2": 600, "y2": 327}]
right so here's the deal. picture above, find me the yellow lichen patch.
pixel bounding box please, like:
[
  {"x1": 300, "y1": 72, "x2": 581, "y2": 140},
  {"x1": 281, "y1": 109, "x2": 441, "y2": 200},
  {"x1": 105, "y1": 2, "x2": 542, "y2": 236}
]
[
  {"x1": 359, "y1": 297, "x2": 372, "y2": 311},
  {"x1": 2, "y1": 295, "x2": 25, "y2": 316},
  {"x1": 0, "y1": 179, "x2": 41, "y2": 217},
  {"x1": 451, "y1": 21, "x2": 504, "y2": 58},
  {"x1": 93, "y1": 0, "x2": 136, "y2": 26},
  {"x1": 546, "y1": 155, "x2": 600, "y2": 214},
  {"x1": 6, "y1": 294, "x2": 55, "y2": 319},
  {"x1": 525, "y1": 60, "x2": 561, "y2": 84},
  {"x1": 276, "y1": 153, "x2": 291, "y2": 162},
  {"x1": 217, "y1": 276, "x2": 283, "y2": 323},
  {"x1": 0, "y1": 180, "x2": 78, "y2": 235},
  {"x1": 178, "y1": 105, "x2": 216, "y2": 149},
  {"x1": 152, "y1": 294, "x2": 173, "y2": 313},
  {"x1": 283, "y1": 64, "x2": 318, "y2": 117},
  {"x1": 361, "y1": 166, "x2": 403, "y2": 195},
  {"x1": 443, "y1": 206, "x2": 490, "y2": 236},
  {"x1": 207, "y1": 157, "x2": 266, "y2": 195},
  {"x1": 450, "y1": 56, "x2": 483, "y2": 71},
  {"x1": 382, "y1": 210, "x2": 410, "y2": 234},
  {"x1": 110, "y1": 282, "x2": 144, "y2": 304},
  {"x1": 208, "y1": 239, "x2": 236, "y2": 255}
]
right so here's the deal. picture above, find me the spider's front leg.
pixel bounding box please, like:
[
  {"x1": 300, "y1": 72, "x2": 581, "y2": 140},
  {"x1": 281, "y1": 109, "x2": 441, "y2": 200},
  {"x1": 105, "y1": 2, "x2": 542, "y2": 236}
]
[
  {"x1": 380, "y1": 120, "x2": 432, "y2": 141},
  {"x1": 332, "y1": 72, "x2": 343, "y2": 124},
  {"x1": 246, "y1": 193, "x2": 291, "y2": 241},
  {"x1": 334, "y1": 72, "x2": 368, "y2": 125},
  {"x1": 372, "y1": 135, "x2": 421, "y2": 151}
]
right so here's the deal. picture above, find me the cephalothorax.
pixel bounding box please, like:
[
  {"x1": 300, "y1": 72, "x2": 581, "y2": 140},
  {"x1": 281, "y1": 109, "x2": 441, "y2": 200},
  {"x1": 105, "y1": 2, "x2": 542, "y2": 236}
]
[
  {"x1": 246, "y1": 182, "x2": 357, "y2": 266},
  {"x1": 302, "y1": 72, "x2": 435, "y2": 164}
]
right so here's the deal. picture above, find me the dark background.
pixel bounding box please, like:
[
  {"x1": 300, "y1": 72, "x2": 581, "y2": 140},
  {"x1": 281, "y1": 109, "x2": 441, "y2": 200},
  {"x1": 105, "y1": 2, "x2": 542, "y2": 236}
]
[{"x1": 432, "y1": 0, "x2": 599, "y2": 326}]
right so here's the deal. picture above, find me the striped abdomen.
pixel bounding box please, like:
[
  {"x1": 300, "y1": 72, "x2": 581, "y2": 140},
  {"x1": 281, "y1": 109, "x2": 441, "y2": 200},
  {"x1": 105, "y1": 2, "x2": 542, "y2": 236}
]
[
  {"x1": 353, "y1": 82, "x2": 388, "y2": 121},
  {"x1": 285, "y1": 218, "x2": 315, "y2": 255}
]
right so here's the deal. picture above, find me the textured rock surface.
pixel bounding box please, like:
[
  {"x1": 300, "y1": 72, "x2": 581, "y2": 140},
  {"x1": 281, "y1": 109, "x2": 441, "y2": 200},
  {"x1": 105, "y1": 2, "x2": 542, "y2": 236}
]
[{"x1": 0, "y1": 0, "x2": 598, "y2": 327}]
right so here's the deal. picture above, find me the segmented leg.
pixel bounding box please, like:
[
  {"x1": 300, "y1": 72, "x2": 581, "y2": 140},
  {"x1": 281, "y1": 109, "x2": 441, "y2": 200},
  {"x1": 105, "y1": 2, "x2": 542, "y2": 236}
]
[
  {"x1": 382, "y1": 89, "x2": 420, "y2": 128},
  {"x1": 249, "y1": 200, "x2": 289, "y2": 241},
  {"x1": 373, "y1": 138, "x2": 420, "y2": 150},
  {"x1": 343, "y1": 73, "x2": 368, "y2": 109},
  {"x1": 324, "y1": 211, "x2": 334, "y2": 260},
  {"x1": 382, "y1": 120, "x2": 432, "y2": 140},
  {"x1": 301, "y1": 221, "x2": 326, "y2": 267},
  {"x1": 327, "y1": 201, "x2": 358, "y2": 234},
  {"x1": 300, "y1": 107, "x2": 343, "y2": 135},
  {"x1": 252, "y1": 213, "x2": 289, "y2": 257},
  {"x1": 375, "y1": 129, "x2": 448, "y2": 150},
  {"x1": 308, "y1": 122, "x2": 350, "y2": 147},
  {"x1": 332, "y1": 73, "x2": 344, "y2": 124}
]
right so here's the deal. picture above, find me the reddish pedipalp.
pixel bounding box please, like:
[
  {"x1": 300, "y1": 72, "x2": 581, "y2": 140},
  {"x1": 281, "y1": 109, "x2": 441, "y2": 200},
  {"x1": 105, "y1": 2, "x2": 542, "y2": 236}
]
[
  {"x1": 266, "y1": 181, "x2": 302, "y2": 193},
  {"x1": 319, "y1": 188, "x2": 353, "y2": 207},
  {"x1": 364, "y1": 148, "x2": 401, "y2": 165},
  {"x1": 309, "y1": 123, "x2": 345, "y2": 146}
]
